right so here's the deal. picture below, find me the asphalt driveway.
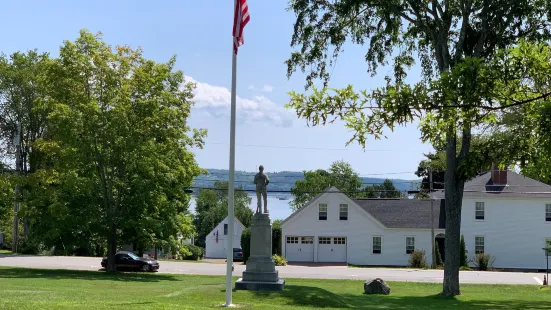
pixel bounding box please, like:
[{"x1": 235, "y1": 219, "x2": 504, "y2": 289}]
[{"x1": 0, "y1": 255, "x2": 546, "y2": 285}]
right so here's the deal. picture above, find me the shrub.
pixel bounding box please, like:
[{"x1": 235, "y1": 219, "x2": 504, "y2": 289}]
[
  {"x1": 460, "y1": 266, "x2": 472, "y2": 271},
  {"x1": 273, "y1": 254, "x2": 287, "y2": 266},
  {"x1": 272, "y1": 227, "x2": 282, "y2": 256},
  {"x1": 180, "y1": 244, "x2": 203, "y2": 260},
  {"x1": 241, "y1": 228, "x2": 251, "y2": 263},
  {"x1": 472, "y1": 253, "x2": 495, "y2": 271},
  {"x1": 460, "y1": 234, "x2": 468, "y2": 267},
  {"x1": 435, "y1": 242, "x2": 443, "y2": 267},
  {"x1": 408, "y1": 249, "x2": 427, "y2": 269}
]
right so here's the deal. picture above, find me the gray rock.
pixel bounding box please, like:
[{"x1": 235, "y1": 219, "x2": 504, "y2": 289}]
[{"x1": 364, "y1": 278, "x2": 391, "y2": 295}]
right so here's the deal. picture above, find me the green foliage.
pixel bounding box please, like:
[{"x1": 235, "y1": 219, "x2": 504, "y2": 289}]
[
  {"x1": 361, "y1": 179, "x2": 401, "y2": 198},
  {"x1": 408, "y1": 249, "x2": 427, "y2": 269},
  {"x1": 435, "y1": 242, "x2": 443, "y2": 267},
  {"x1": 460, "y1": 266, "x2": 472, "y2": 271},
  {"x1": 272, "y1": 226, "x2": 282, "y2": 256},
  {"x1": 179, "y1": 244, "x2": 203, "y2": 261},
  {"x1": 290, "y1": 160, "x2": 363, "y2": 211},
  {"x1": 14, "y1": 30, "x2": 205, "y2": 267},
  {"x1": 241, "y1": 228, "x2": 251, "y2": 263},
  {"x1": 460, "y1": 235, "x2": 468, "y2": 267},
  {"x1": 194, "y1": 180, "x2": 253, "y2": 247},
  {"x1": 286, "y1": 0, "x2": 551, "y2": 295},
  {"x1": 272, "y1": 219, "x2": 282, "y2": 229},
  {"x1": 472, "y1": 253, "x2": 496, "y2": 271},
  {"x1": 273, "y1": 254, "x2": 287, "y2": 266}
]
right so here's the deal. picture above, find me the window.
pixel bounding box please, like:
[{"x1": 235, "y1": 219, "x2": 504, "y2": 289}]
[
  {"x1": 475, "y1": 236, "x2": 485, "y2": 254},
  {"x1": 334, "y1": 237, "x2": 346, "y2": 244},
  {"x1": 286, "y1": 236, "x2": 298, "y2": 244},
  {"x1": 223, "y1": 224, "x2": 228, "y2": 235},
  {"x1": 475, "y1": 202, "x2": 485, "y2": 220},
  {"x1": 546, "y1": 204, "x2": 551, "y2": 222},
  {"x1": 319, "y1": 237, "x2": 331, "y2": 244},
  {"x1": 319, "y1": 203, "x2": 328, "y2": 220},
  {"x1": 406, "y1": 237, "x2": 415, "y2": 254},
  {"x1": 373, "y1": 236, "x2": 382, "y2": 254},
  {"x1": 301, "y1": 237, "x2": 313, "y2": 244},
  {"x1": 339, "y1": 204, "x2": 348, "y2": 220}
]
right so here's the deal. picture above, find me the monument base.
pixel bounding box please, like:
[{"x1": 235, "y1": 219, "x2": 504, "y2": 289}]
[{"x1": 235, "y1": 278, "x2": 285, "y2": 291}]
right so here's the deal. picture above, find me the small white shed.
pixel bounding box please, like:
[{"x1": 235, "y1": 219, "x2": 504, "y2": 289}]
[{"x1": 205, "y1": 216, "x2": 246, "y2": 259}]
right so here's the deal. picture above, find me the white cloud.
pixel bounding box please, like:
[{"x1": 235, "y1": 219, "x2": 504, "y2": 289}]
[
  {"x1": 185, "y1": 76, "x2": 293, "y2": 127},
  {"x1": 248, "y1": 84, "x2": 274, "y2": 93}
]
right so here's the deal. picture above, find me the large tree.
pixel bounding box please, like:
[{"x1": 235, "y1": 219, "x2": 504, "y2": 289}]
[
  {"x1": 193, "y1": 180, "x2": 253, "y2": 248},
  {"x1": 285, "y1": 0, "x2": 551, "y2": 295},
  {"x1": 290, "y1": 160, "x2": 363, "y2": 211},
  {"x1": 0, "y1": 50, "x2": 51, "y2": 243},
  {"x1": 30, "y1": 30, "x2": 205, "y2": 270}
]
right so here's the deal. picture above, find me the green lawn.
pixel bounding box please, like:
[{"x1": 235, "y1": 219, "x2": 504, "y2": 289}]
[
  {"x1": 0, "y1": 250, "x2": 13, "y2": 255},
  {"x1": 0, "y1": 267, "x2": 549, "y2": 309}
]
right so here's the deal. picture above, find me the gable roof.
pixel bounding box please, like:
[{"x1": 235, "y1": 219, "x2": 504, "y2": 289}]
[
  {"x1": 281, "y1": 186, "x2": 444, "y2": 230},
  {"x1": 206, "y1": 216, "x2": 245, "y2": 237},
  {"x1": 281, "y1": 186, "x2": 386, "y2": 228},
  {"x1": 433, "y1": 170, "x2": 551, "y2": 198},
  {"x1": 280, "y1": 187, "x2": 333, "y2": 227},
  {"x1": 353, "y1": 198, "x2": 445, "y2": 229}
]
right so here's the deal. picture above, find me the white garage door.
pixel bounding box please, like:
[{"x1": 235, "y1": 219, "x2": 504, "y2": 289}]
[
  {"x1": 317, "y1": 237, "x2": 347, "y2": 263},
  {"x1": 285, "y1": 236, "x2": 314, "y2": 262}
]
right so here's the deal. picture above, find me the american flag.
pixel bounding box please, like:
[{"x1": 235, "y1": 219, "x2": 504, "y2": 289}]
[{"x1": 233, "y1": 0, "x2": 250, "y2": 54}]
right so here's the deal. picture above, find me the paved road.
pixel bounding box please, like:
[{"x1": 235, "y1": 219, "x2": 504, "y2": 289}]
[{"x1": 0, "y1": 255, "x2": 546, "y2": 285}]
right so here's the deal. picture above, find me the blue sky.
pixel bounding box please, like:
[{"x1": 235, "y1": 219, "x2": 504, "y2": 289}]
[{"x1": 1, "y1": 0, "x2": 434, "y2": 180}]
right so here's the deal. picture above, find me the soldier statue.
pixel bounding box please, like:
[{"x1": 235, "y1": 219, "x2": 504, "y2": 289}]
[{"x1": 254, "y1": 165, "x2": 270, "y2": 213}]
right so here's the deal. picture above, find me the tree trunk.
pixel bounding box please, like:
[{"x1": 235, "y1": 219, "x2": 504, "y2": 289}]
[
  {"x1": 441, "y1": 127, "x2": 466, "y2": 296},
  {"x1": 106, "y1": 222, "x2": 117, "y2": 272}
]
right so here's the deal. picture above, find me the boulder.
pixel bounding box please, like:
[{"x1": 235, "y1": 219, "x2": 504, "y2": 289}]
[{"x1": 364, "y1": 278, "x2": 391, "y2": 295}]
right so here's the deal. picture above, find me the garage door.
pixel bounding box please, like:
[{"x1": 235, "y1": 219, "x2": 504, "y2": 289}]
[
  {"x1": 285, "y1": 236, "x2": 314, "y2": 262},
  {"x1": 317, "y1": 237, "x2": 347, "y2": 263}
]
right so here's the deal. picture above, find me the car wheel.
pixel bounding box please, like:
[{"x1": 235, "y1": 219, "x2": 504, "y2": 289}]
[{"x1": 141, "y1": 264, "x2": 151, "y2": 272}]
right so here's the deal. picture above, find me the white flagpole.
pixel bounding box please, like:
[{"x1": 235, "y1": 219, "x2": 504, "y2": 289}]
[{"x1": 225, "y1": 5, "x2": 238, "y2": 305}]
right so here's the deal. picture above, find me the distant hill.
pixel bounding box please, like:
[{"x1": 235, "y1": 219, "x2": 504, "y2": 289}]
[{"x1": 193, "y1": 169, "x2": 421, "y2": 194}]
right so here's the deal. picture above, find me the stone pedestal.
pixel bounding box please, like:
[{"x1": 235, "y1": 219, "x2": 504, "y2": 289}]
[{"x1": 235, "y1": 213, "x2": 285, "y2": 291}]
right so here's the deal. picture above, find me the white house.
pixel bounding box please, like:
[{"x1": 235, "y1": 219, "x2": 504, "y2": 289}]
[
  {"x1": 281, "y1": 186, "x2": 444, "y2": 266},
  {"x1": 435, "y1": 168, "x2": 551, "y2": 270},
  {"x1": 281, "y1": 169, "x2": 551, "y2": 270},
  {"x1": 205, "y1": 216, "x2": 246, "y2": 259}
]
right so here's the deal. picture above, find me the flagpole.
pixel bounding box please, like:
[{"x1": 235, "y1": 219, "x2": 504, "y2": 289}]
[{"x1": 225, "y1": 8, "x2": 238, "y2": 307}]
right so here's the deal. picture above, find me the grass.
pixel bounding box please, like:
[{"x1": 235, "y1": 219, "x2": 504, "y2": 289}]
[
  {"x1": 0, "y1": 249, "x2": 13, "y2": 255},
  {"x1": 0, "y1": 267, "x2": 550, "y2": 309}
]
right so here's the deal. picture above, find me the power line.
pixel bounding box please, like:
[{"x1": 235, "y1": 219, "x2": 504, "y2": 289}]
[
  {"x1": 206, "y1": 142, "x2": 401, "y2": 152},
  {"x1": 196, "y1": 171, "x2": 421, "y2": 178},
  {"x1": 187, "y1": 186, "x2": 551, "y2": 195},
  {"x1": 193, "y1": 178, "x2": 426, "y2": 185}
]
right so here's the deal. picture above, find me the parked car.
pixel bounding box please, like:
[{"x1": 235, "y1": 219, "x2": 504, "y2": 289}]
[
  {"x1": 233, "y1": 247, "x2": 243, "y2": 261},
  {"x1": 101, "y1": 251, "x2": 159, "y2": 272}
]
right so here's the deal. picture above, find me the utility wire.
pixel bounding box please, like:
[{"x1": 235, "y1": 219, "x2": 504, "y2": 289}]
[
  {"x1": 187, "y1": 186, "x2": 551, "y2": 195},
  {"x1": 206, "y1": 142, "x2": 402, "y2": 152}
]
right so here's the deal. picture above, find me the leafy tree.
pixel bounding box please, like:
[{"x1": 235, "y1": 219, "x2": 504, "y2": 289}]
[
  {"x1": 290, "y1": 160, "x2": 362, "y2": 211},
  {"x1": 0, "y1": 50, "x2": 51, "y2": 241},
  {"x1": 362, "y1": 179, "x2": 401, "y2": 198},
  {"x1": 285, "y1": 0, "x2": 551, "y2": 296},
  {"x1": 194, "y1": 180, "x2": 253, "y2": 248},
  {"x1": 31, "y1": 30, "x2": 205, "y2": 270}
]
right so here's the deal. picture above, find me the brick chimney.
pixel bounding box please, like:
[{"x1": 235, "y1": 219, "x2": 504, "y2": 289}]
[{"x1": 491, "y1": 163, "x2": 508, "y2": 185}]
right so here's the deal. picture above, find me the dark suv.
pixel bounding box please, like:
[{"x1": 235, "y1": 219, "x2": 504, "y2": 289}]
[{"x1": 233, "y1": 248, "x2": 243, "y2": 261}]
